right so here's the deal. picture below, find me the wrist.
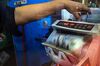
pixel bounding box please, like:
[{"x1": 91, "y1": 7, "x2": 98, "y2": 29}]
[
  {"x1": 53, "y1": 0, "x2": 65, "y2": 10},
  {"x1": 55, "y1": 0, "x2": 71, "y2": 9}
]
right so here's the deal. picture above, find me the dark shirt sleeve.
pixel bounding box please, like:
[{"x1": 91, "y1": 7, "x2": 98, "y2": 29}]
[{"x1": 0, "y1": 2, "x2": 22, "y2": 36}]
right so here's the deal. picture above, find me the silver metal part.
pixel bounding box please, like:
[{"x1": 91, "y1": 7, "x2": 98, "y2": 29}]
[
  {"x1": 58, "y1": 34, "x2": 65, "y2": 47},
  {"x1": 42, "y1": 19, "x2": 100, "y2": 65},
  {"x1": 43, "y1": 31, "x2": 85, "y2": 65}
]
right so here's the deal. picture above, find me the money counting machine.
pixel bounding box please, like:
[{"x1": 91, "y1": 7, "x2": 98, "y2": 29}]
[{"x1": 42, "y1": 20, "x2": 100, "y2": 66}]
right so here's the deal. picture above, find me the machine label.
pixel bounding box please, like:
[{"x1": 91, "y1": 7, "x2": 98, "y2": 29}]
[{"x1": 57, "y1": 21, "x2": 94, "y2": 31}]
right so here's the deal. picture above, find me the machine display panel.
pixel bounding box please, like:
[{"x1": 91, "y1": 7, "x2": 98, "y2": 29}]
[{"x1": 57, "y1": 21, "x2": 95, "y2": 31}]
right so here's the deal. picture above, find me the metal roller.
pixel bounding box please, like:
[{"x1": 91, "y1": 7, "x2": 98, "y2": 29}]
[
  {"x1": 53, "y1": 34, "x2": 59, "y2": 46},
  {"x1": 58, "y1": 34, "x2": 65, "y2": 47},
  {"x1": 62, "y1": 35, "x2": 71, "y2": 49},
  {"x1": 47, "y1": 33, "x2": 59, "y2": 46}
]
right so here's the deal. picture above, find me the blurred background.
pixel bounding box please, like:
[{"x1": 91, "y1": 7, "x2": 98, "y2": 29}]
[{"x1": 74, "y1": 0, "x2": 100, "y2": 7}]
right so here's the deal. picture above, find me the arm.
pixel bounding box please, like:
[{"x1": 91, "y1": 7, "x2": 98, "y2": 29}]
[
  {"x1": 15, "y1": 0, "x2": 89, "y2": 25},
  {"x1": 15, "y1": 1, "x2": 64, "y2": 25}
]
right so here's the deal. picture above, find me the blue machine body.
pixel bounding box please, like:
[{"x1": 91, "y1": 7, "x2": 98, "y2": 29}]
[{"x1": 8, "y1": 0, "x2": 52, "y2": 66}]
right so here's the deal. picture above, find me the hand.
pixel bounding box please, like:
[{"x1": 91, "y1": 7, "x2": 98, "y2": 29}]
[{"x1": 58, "y1": 0, "x2": 89, "y2": 19}]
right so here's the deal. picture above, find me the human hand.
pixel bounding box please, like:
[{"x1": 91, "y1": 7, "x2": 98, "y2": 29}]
[{"x1": 57, "y1": 0, "x2": 90, "y2": 19}]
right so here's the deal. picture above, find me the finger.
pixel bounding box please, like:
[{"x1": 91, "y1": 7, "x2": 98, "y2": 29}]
[
  {"x1": 77, "y1": 6, "x2": 90, "y2": 15},
  {"x1": 75, "y1": 3, "x2": 89, "y2": 12},
  {"x1": 73, "y1": 12, "x2": 81, "y2": 20},
  {"x1": 80, "y1": 5, "x2": 89, "y2": 12}
]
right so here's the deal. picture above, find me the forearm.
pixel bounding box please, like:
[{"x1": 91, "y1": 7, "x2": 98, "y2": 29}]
[{"x1": 15, "y1": 1, "x2": 65, "y2": 25}]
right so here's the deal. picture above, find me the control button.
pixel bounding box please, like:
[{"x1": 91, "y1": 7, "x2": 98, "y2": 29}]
[
  {"x1": 74, "y1": 24, "x2": 80, "y2": 29},
  {"x1": 70, "y1": 23, "x2": 75, "y2": 26},
  {"x1": 64, "y1": 23, "x2": 69, "y2": 26},
  {"x1": 69, "y1": 23, "x2": 75, "y2": 28},
  {"x1": 82, "y1": 26, "x2": 86, "y2": 30},
  {"x1": 87, "y1": 25, "x2": 93, "y2": 30},
  {"x1": 78, "y1": 24, "x2": 83, "y2": 29}
]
